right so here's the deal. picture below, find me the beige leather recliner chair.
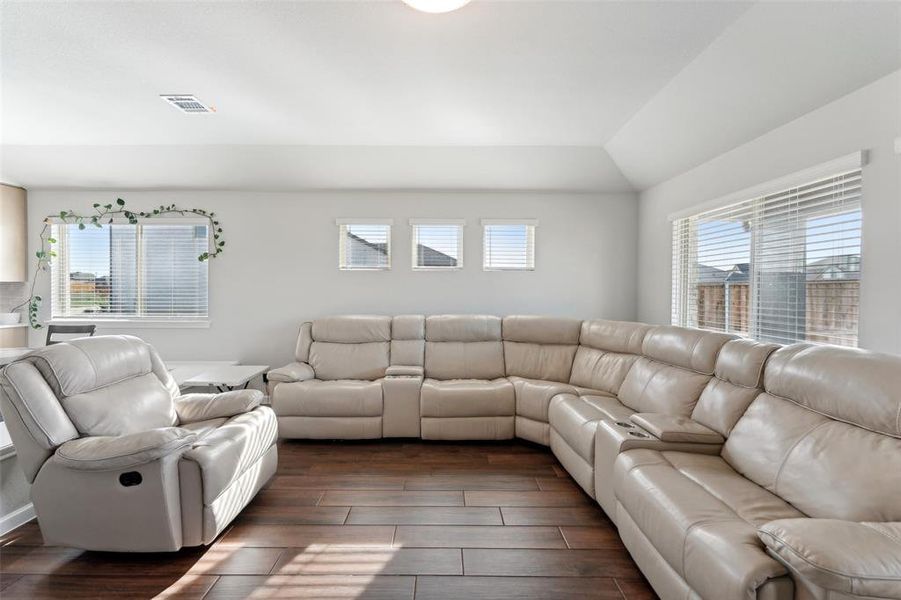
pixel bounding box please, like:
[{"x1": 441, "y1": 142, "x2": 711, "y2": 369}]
[{"x1": 0, "y1": 335, "x2": 277, "y2": 552}]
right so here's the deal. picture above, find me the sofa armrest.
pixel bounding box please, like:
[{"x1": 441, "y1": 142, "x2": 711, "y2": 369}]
[
  {"x1": 53, "y1": 427, "x2": 197, "y2": 471},
  {"x1": 629, "y1": 413, "x2": 725, "y2": 444},
  {"x1": 175, "y1": 389, "x2": 263, "y2": 424},
  {"x1": 385, "y1": 365, "x2": 424, "y2": 377},
  {"x1": 267, "y1": 362, "x2": 315, "y2": 383},
  {"x1": 759, "y1": 519, "x2": 901, "y2": 599}
]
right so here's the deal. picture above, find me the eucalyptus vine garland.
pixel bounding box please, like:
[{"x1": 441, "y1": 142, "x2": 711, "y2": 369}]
[{"x1": 11, "y1": 198, "x2": 225, "y2": 329}]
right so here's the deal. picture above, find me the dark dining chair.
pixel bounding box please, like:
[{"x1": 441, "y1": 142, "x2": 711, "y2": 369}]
[{"x1": 46, "y1": 324, "x2": 97, "y2": 346}]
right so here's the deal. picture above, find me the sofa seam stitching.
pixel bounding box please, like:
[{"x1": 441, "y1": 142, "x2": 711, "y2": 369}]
[
  {"x1": 860, "y1": 522, "x2": 901, "y2": 546},
  {"x1": 760, "y1": 530, "x2": 901, "y2": 581}
]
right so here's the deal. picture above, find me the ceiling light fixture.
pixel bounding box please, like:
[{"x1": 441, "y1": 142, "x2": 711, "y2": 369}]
[{"x1": 401, "y1": 0, "x2": 472, "y2": 14}]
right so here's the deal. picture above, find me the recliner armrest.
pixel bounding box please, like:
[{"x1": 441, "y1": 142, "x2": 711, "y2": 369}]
[
  {"x1": 759, "y1": 519, "x2": 901, "y2": 599},
  {"x1": 53, "y1": 427, "x2": 197, "y2": 471},
  {"x1": 629, "y1": 413, "x2": 725, "y2": 444},
  {"x1": 385, "y1": 365, "x2": 424, "y2": 377},
  {"x1": 267, "y1": 362, "x2": 315, "y2": 383},
  {"x1": 175, "y1": 389, "x2": 263, "y2": 423}
]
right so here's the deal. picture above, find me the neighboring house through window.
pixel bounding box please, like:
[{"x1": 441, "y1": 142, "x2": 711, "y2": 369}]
[{"x1": 672, "y1": 158, "x2": 862, "y2": 347}]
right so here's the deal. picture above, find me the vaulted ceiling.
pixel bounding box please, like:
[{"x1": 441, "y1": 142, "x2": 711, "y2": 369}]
[{"x1": 2, "y1": 1, "x2": 899, "y2": 192}]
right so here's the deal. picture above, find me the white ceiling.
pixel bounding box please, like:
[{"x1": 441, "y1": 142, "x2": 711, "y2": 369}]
[{"x1": 1, "y1": 1, "x2": 899, "y2": 192}]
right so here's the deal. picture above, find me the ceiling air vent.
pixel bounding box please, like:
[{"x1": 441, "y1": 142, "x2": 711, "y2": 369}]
[{"x1": 160, "y1": 94, "x2": 214, "y2": 113}]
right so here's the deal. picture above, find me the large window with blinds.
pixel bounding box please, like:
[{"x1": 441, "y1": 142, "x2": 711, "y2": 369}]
[
  {"x1": 482, "y1": 219, "x2": 537, "y2": 271},
  {"x1": 672, "y1": 168, "x2": 862, "y2": 347},
  {"x1": 411, "y1": 220, "x2": 463, "y2": 270},
  {"x1": 337, "y1": 219, "x2": 392, "y2": 270},
  {"x1": 51, "y1": 221, "x2": 209, "y2": 322}
]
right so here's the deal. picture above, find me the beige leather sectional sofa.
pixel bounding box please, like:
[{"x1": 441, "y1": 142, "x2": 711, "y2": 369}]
[{"x1": 269, "y1": 314, "x2": 901, "y2": 600}]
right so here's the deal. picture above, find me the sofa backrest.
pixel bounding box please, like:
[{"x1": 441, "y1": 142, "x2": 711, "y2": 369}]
[
  {"x1": 502, "y1": 316, "x2": 581, "y2": 383},
  {"x1": 424, "y1": 315, "x2": 505, "y2": 380},
  {"x1": 308, "y1": 315, "x2": 391, "y2": 380},
  {"x1": 690, "y1": 338, "x2": 780, "y2": 437},
  {"x1": 568, "y1": 320, "x2": 652, "y2": 395},
  {"x1": 391, "y1": 315, "x2": 425, "y2": 367},
  {"x1": 617, "y1": 326, "x2": 736, "y2": 415},
  {"x1": 0, "y1": 335, "x2": 179, "y2": 481},
  {"x1": 722, "y1": 344, "x2": 901, "y2": 521}
]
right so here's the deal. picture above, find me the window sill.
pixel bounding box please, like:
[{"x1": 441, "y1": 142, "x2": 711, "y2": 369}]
[{"x1": 49, "y1": 319, "x2": 211, "y2": 329}]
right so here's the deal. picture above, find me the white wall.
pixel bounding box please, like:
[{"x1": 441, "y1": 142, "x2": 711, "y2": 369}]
[
  {"x1": 26, "y1": 190, "x2": 639, "y2": 368},
  {"x1": 637, "y1": 70, "x2": 901, "y2": 355}
]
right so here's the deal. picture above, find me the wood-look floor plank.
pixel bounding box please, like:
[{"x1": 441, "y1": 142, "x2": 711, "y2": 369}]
[
  {"x1": 560, "y1": 526, "x2": 625, "y2": 550},
  {"x1": 616, "y1": 577, "x2": 661, "y2": 600},
  {"x1": 217, "y1": 524, "x2": 396, "y2": 548},
  {"x1": 535, "y1": 476, "x2": 581, "y2": 491},
  {"x1": 501, "y1": 507, "x2": 609, "y2": 526},
  {"x1": 0, "y1": 574, "x2": 23, "y2": 592},
  {"x1": 245, "y1": 488, "x2": 324, "y2": 506},
  {"x1": 463, "y1": 548, "x2": 643, "y2": 579},
  {"x1": 465, "y1": 490, "x2": 591, "y2": 507},
  {"x1": 394, "y1": 526, "x2": 566, "y2": 549},
  {"x1": 203, "y1": 574, "x2": 415, "y2": 600},
  {"x1": 269, "y1": 475, "x2": 406, "y2": 490},
  {"x1": 320, "y1": 491, "x2": 464, "y2": 507},
  {"x1": 271, "y1": 547, "x2": 462, "y2": 575},
  {"x1": 0, "y1": 522, "x2": 46, "y2": 547},
  {"x1": 236, "y1": 505, "x2": 350, "y2": 525},
  {"x1": 415, "y1": 575, "x2": 624, "y2": 600},
  {"x1": 0, "y1": 574, "x2": 218, "y2": 599},
  {"x1": 403, "y1": 474, "x2": 540, "y2": 491},
  {"x1": 346, "y1": 506, "x2": 503, "y2": 525}
]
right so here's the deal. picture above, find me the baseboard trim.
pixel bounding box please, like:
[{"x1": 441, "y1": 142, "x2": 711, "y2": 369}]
[{"x1": 0, "y1": 502, "x2": 35, "y2": 535}]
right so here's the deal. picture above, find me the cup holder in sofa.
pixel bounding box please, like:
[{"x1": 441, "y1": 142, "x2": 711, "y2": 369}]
[
  {"x1": 628, "y1": 431, "x2": 649, "y2": 438},
  {"x1": 615, "y1": 421, "x2": 634, "y2": 429}
]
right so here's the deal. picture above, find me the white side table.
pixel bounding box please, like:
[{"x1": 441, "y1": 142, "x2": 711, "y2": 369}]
[{"x1": 181, "y1": 364, "x2": 269, "y2": 393}]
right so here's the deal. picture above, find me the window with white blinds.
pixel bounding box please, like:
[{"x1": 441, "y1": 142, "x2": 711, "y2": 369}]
[
  {"x1": 411, "y1": 220, "x2": 463, "y2": 270},
  {"x1": 338, "y1": 220, "x2": 391, "y2": 270},
  {"x1": 672, "y1": 169, "x2": 862, "y2": 347},
  {"x1": 482, "y1": 219, "x2": 537, "y2": 271},
  {"x1": 51, "y1": 221, "x2": 209, "y2": 321}
]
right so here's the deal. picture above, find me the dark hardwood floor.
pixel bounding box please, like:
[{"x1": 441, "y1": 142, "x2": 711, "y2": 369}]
[{"x1": 0, "y1": 440, "x2": 659, "y2": 599}]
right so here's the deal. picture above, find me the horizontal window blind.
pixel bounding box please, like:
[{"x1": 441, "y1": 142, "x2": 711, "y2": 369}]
[
  {"x1": 411, "y1": 221, "x2": 463, "y2": 269},
  {"x1": 482, "y1": 220, "x2": 536, "y2": 271},
  {"x1": 672, "y1": 169, "x2": 862, "y2": 347},
  {"x1": 338, "y1": 222, "x2": 391, "y2": 270},
  {"x1": 51, "y1": 222, "x2": 209, "y2": 320}
]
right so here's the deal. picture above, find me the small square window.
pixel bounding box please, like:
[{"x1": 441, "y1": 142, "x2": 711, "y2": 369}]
[
  {"x1": 411, "y1": 220, "x2": 464, "y2": 270},
  {"x1": 338, "y1": 220, "x2": 392, "y2": 270},
  {"x1": 482, "y1": 219, "x2": 537, "y2": 271}
]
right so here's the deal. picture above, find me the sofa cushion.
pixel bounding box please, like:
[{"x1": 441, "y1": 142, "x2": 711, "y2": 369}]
[
  {"x1": 617, "y1": 357, "x2": 712, "y2": 416},
  {"x1": 503, "y1": 342, "x2": 577, "y2": 383},
  {"x1": 502, "y1": 315, "x2": 582, "y2": 345},
  {"x1": 614, "y1": 449, "x2": 797, "y2": 599},
  {"x1": 424, "y1": 341, "x2": 505, "y2": 380},
  {"x1": 309, "y1": 341, "x2": 389, "y2": 380},
  {"x1": 548, "y1": 393, "x2": 623, "y2": 463},
  {"x1": 579, "y1": 319, "x2": 650, "y2": 354},
  {"x1": 420, "y1": 378, "x2": 514, "y2": 418},
  {"x1": 724, "y1": 393, "x2": 901, "y2": 522},
  {"x1": 271, "y1": 379, "x2": 383, "y2": 417},
  {"x1": 641, "y1": 326, "x2": 736, "y2": 376},
  {"x1": 568, "y1": 346, "x2": 639, "y2": 394},
  {"x1": 311, "y1": 315, "x2": 391, "y2": 343},
  {"x1": 391, "y1": 315, "x2": 425, "y2": 367},
  {"x1": 425, "y1": 314, "x2": 501, "y2": 342},
  {"x1": 509, "y1": 377, "x2": 579, "y2": 423}
]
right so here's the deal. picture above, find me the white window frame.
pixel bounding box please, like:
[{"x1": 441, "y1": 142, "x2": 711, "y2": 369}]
[
  {"x1": 669, "y1": 151, "x2": 865, "y2": 347},
  {"x1": 49, "y1": 217, "x2": 211, "y2": 328},
  {"x1": 336, "y1": 218, "x2": 393, "y2": 271},
  {"x1": 410, "y1": 219, "x2": 465, "y2": 271},
  {"x1": 481, "y1": 219, "x2": 538, "y2": 271}
]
